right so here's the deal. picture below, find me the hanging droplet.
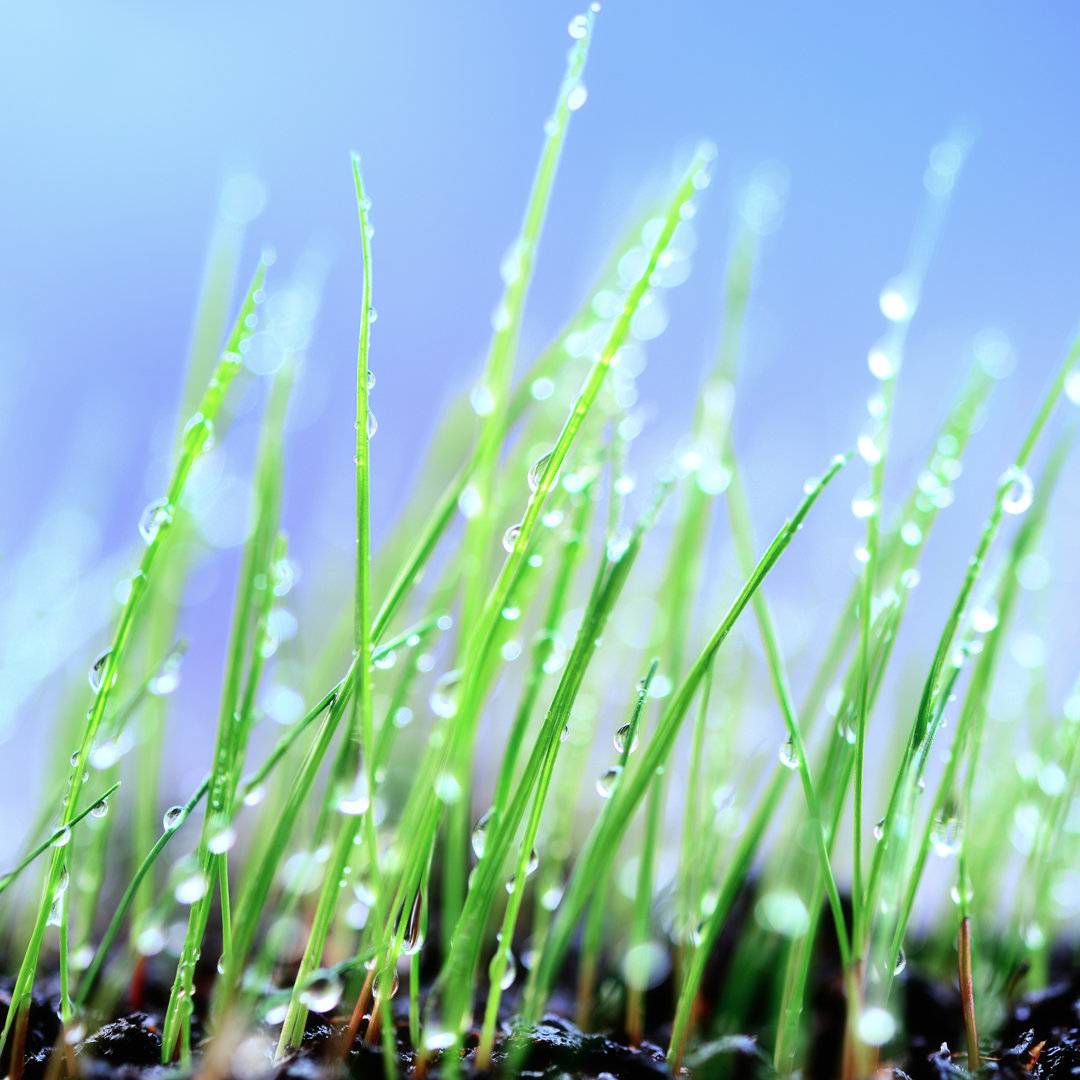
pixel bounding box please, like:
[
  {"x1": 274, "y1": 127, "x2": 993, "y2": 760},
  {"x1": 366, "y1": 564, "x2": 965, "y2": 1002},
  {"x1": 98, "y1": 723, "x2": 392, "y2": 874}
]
[
  {"x1": 560, "y1": 724, "x2": 570, "y2": 744},
  {"x1": 366, "y1": 409, "x2": 378, "y2": 438},
  {"x1": 429, "y1": 669, "x2": 462, "y2": 719},
  {"x1": 502, "y1": 523, "x2": 522, "y2": 554},
  {"x1": 778, "y1": 738, "x2": 800, "y2": 770},
  {"x1": 566, "y1": 83, "x2": 588, "y2": 112},
  {"x1": 528, "y1": 450, "x2": 554, "y2": 493},
  {"x1": 596, "y1": 765, "x2": 622, "y2": 799},
  {"x1": 242, "y1": 785, "x2": 265, "y2": 808},
  {"x1": 525, "y1": 848, "x2": 539, "y2": 877},
  {"x1": 139, "y1": 498, "x2": 173, "y2": 544},
  {"x1": 893, "y1": 947, "x2": 907, "y2": 975},
  {"x1": 471, "y1": 810, "x2": 492, "y2": 859},
  {"x1": 400, "y1": 890, "x2": 425, "y2": 955},
  {"x1": 89, "y1": 798, "x2": 109, "y2": 819},
  {"x1": 183, "y1": 412, "x2": 215, "y2": 453},
  {"x1": 162, "y1": 806, "x2": 185, "y2": 830},
  {"x1": 88, "y1": 649, "x2": 113, "y2": 693},
  {"x1": 52, "y1": 827, "x2": 72, "y2": 849},
  {"x1": 614, "y1": 723, "x2": 638, "y2": 755},
  {"x1": 299, "y1": 973, "x2": 342, "y2": 1014},
  {"x1": 930, "y1": 812, "x2": 962, "y2": 858},
  {"x1": 1000, "y1": 465, "x2": 1033, "y2": 515},
  {"x1": 208, "y1": 827, "x2": 236, "y2": 854},
  {"x1": 175, "y1": 872, "x2": 209, "y2": 905},
  {"x1": 873, "y1": 818, "x2": 885, "y2": 842},
  {"x1": 366, "y1": 369, "x2": 376, "y2": 389},
  {"x1": 149, "y1": 652, "x2": 183, "y2": 696},
  {"x1": 567, "y1": 13, "x2": 589, "y2": 38},
  {"x1": 488, "y1": 946, "x2": 517, "y2": 991}
]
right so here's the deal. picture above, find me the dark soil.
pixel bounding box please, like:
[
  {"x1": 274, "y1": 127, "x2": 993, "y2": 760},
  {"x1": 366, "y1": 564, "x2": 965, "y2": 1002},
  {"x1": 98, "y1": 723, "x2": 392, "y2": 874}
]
[{"x1": 6, "y1": 961, "x2": 1080, "y2": 1080}]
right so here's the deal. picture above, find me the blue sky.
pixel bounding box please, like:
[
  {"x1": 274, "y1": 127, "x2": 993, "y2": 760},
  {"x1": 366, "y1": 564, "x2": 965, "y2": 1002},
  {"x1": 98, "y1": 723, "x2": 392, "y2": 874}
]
[{"x1": 1, "y1": 1, "x2": 1078, "y2": 830}]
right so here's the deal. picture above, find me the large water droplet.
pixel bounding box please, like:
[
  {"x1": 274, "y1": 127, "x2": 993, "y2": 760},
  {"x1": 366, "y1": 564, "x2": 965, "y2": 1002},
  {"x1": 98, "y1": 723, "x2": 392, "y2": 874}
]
[
  {"x1": 471, "y1": 810, "x2": 492, "y2": 859},
  {"x1": 873, "y1": 818, "x2": 885, "y2": 842},
  {"x1": 930, "y1": 812, "x2": 962, "y2": 858},
  {"x1": 175, "y1": 872, "x2": 209, "y2": 905},
  {"x1": 163, "y1": 806, "x2": 185, "y2": 830},
  {"x1": 879, "y1": 274, "x2": 918, "y2": 323},
  {"x1": 502, "y1": 523, "x2": 522, "y2": 554},
  {"x1": 90, "y1": 797, "x2": 109, "y2": 819},
  {"x1": 209, "y1": 827, "x2": 236, "y2": 854},
  {"x1": 184, "y1": 412, "x2": 215, "y2": 453},
  {"x1": 528, "y1": 450, "x2": 554, "y2": 493},
  {"x1": 778, "y1": 738, "x2": 800, "y2": 770},
  {"x1": 366, "y1": 409, "x2": 378, "y2": 438},
  {"x1": 139, "y1": 499, "x2": 173, "y2": 544},
  {"x1": 149, "y1": 652, "x2": 183, "y2": 696},
  {"x1": 567, "y1": 13, "x2": 589, "y2": 37},
  {"x1": 299, "y1": 973, "x2": 342, "y2": 1014},
  {"x1": 614, "y1": 723, "x2": 638, "y2": 755},
  {"x1": 53, "y1": 827, "x2": 72, "y2": 849},
  {"x1": 337, "y1": 774, "x2": 371, "y2": 816},
  {"x1": 136, "y1": 923, "x2": 166, "y2": 957},
  {"x1": 893, "y1": 947, "x2": 907, "y2": 975},
  {"x1": 596, "y1": 765, "x2": 622, "y2": 799},
  {"x1": 857, "y1": 1006, "x2": 897, "y2": 1046},
  {"x1": 566, "y1": 83, "x2": 588, "y2": 111},
  {"x1": 429, "y1": 670, "x2": 462, "y2": 719},
  {"x1": 89, "y1": 649, "x2": 113, "y2": 693},
  {"x1": 1000, "y1": 465, "x2": 1033, "y2": 515},
  {"x1": 400, "y1": 889, "x2": 425, "y2": 956}
]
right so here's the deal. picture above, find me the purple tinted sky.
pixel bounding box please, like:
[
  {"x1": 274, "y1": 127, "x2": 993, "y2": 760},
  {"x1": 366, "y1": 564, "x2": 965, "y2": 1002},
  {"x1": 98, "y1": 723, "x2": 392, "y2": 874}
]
[{"x1": 1, "y1": 2, "x2": 1079, "y2": 840}]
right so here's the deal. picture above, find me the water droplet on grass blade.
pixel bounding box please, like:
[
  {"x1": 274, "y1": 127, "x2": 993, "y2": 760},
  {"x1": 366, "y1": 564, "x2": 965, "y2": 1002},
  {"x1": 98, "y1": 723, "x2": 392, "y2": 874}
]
[
  {"x1": 778, "y1": 738, "x2": 799, "y2": 770},
  {"x1": 242, "y1": 785, "x2": 265, "y2": 808},
  {"x1": 401, "y1": 890, "x2": 425, "y2": 955},
  {"x1": 566, "y1": 83, "x2": 588, "y2": 111},
  {"x1": 299, "y1": 973, "x2": 342, "y2": 1013},
  {"x1": 873, "y1": 818, "x2": 885, "y2": 841},
  {"x1": 337, "y1": 775, "x2": 371, "y2": 816},
  {"x1": 597, "y1": 765, "x2": 622, "y2": 798},
  {"x1": 163, "y1": 806, "x2": 185, "y2": 830},
  {"x1": 209, "y1": 827, "x2": 236, "y2": 854},
  {"x1": 175, "y1": 872, "x2": 209, "y2": 905},
  {"x1": 930, "y1": 813, "x2": 962, "y2": 858},
  {"x1": 429, "y1": 670, "x2": 462, "y2": 718},
  {"x1": 614, "y1": 723, "x2": 638, "y2": 755},
  {"x1": 568, "y1": 13, "x2": 588, "y2": 37},
  {"x1": 183, "y1": 413, "x2": 215, "y2": 453},
  {"x1": 502, "y1": 523, "x2": 522, "y2": 554},
  {"x1": 528, "y1": 450, "x2": 554, "y2": 492},
  {"x1": 893, "y1": 948, "x2": 907, "y2": 975},
  {"x1": 89, "y1": 649, "x2": 113, "y2": 692},
  {"x1": 471, "y1": 810, "x2": 492, "y2": 859},
  {"x1": 139, "y1": 499, "x2": 173, "y2": 544},
  {"x1": 857, "y1": 1006, "x2": 896, "y2": 1046},
  {"x1": 136, "y1": 923, "x2": 166, "y2": 956},
  {"x1": 90, "y1": 798, "x2": 109, "y2": 818},
  {"x1": 1000, "y1": 465, "x2": 1033, "y2": 514},
  {"x1": 755, "y1": 890, "x2": 810, "y2": 938},
  {"x1": 53, "y1": 827, "x2": 72, "y2": 849},
  {"x1": 149, "y1": 652, "x2": 182, "y2": 696},
  {"x1": 879, "y1": 274, "x2": 918, "y2": 323}
]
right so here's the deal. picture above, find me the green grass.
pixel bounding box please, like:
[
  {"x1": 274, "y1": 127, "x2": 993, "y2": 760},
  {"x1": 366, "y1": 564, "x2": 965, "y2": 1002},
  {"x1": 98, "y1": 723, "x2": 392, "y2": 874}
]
[{"x1": 3, "y1": 12, "x2": 1080, "y2": 1080}]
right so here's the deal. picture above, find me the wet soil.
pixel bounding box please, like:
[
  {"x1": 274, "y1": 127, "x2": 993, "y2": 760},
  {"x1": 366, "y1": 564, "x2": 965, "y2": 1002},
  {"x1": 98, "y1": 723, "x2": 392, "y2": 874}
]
[{"x1": 6, "y1": 960, "x2": 1080, "y2": 1080}]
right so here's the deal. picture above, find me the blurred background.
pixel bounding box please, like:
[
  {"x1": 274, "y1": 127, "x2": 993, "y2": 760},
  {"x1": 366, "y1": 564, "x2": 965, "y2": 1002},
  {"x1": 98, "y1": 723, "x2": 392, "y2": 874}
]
[{"x1": 1, "y1": 1, "x2": 1079, "y2": 868}]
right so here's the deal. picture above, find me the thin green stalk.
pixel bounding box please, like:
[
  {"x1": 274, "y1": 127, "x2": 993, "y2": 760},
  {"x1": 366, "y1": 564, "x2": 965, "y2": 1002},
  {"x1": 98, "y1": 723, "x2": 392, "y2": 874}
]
[
  {"x1": 0, "y1": 782, "x2": 121, "y2": 898},
  {"x1": 0, "y1": 257, "x2": 267, "y2": 1070},
  {"x1": 863, "y1": 326, "x2": 1080, "y2": 1019},
  {"x1": 162, "y1": 357, "x2": 292, "y2": 1062},
  {"x1": 74, "y1": 778, "x2": 209, "y2": 1010},
  {"x1": 520, "y1": 451, "x2": 847, "y2": 1046}
]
